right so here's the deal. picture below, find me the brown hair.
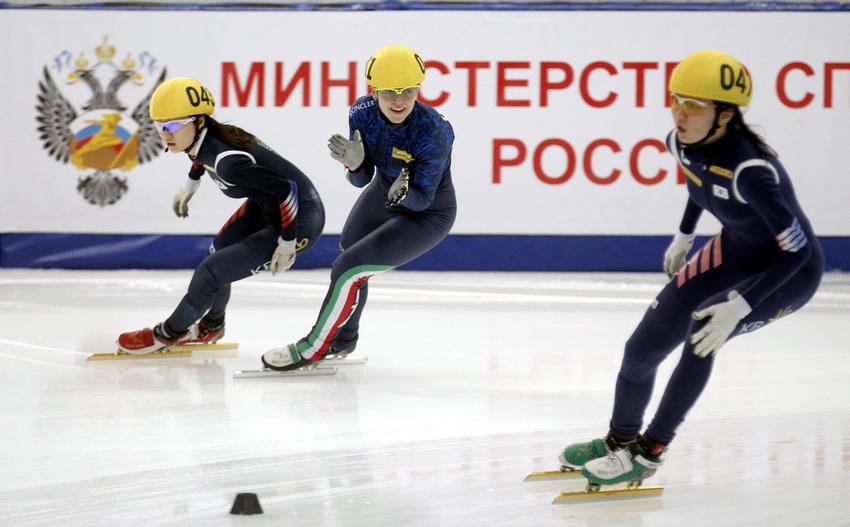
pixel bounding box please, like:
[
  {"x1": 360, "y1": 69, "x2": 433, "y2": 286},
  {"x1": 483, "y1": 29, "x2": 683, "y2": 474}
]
[{"x1": 202, "y1": 116, "x2": 258, "y2": 150}]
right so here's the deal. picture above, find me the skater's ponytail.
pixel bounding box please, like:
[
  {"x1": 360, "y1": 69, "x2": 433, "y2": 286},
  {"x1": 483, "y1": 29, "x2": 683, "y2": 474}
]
[
  {"x1": 728, "y1": 108, "x2": 775, "y2": 158},
  {"x1": 203, "y1": 116, "x2": 258, "y2": 150}
]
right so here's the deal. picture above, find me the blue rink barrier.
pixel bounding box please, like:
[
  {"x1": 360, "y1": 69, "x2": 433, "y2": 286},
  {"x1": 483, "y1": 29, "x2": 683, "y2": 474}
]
[
  {"x1": 1, "y1": 233, "x2": 848, "y2": 271},
  {"x1": 1, "y1": 1, "x2": 848, "y2": 11}
]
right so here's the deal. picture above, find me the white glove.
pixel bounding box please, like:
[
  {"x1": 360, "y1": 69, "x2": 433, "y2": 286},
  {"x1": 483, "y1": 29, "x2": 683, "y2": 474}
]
[
  {"x1": 385, "y1": 168, "x2": 409, "y2": 207},
  {"x1": 328, "y1": 130, "x2": 365, "y2": 170},
  {"x1": 689, "y1": 290, "x2": 752, "y2": 358},
  {"x1": 172, "y1": 178, "x2": 201, "y2": 218},
  {"x1": 663, "y1": 231, "x2": 696, "y2": 278},
  {"x1": 270, "y1": 237, "x2": 297, "y2": 275}
]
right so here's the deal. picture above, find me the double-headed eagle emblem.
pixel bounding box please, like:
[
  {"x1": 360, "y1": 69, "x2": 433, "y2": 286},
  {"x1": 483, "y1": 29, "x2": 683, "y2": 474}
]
[{"x1": 36, "y1": 36, "x2": 166, "y2": 206}]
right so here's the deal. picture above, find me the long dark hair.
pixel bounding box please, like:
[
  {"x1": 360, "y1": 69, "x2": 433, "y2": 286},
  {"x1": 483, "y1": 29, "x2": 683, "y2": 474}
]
[
  {"x1": 725, "y1": 107, "x2": 775, "y2": 157},
  {"x1": 202, "y1": 116, "x2": 258, "y2": 150}
]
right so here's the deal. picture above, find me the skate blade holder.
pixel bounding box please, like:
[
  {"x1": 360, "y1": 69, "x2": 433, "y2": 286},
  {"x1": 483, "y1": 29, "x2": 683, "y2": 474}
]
[
  {"x1": 323, "y1": 354, "x2": 368, "y2": 366},
  {"x1": 173, "y1": 342, "x2": 239, "y2": 351},
  {"x1": 87, "y1": 342, "x2": 239, "y2": 361},
  {"x1": 233, "y1": 365, "x2": 337, "y2": 379},
  {"x1": 524, "y1": 467, "x2": 584, "y2": 482},
  {"x1": 553, "y1": 481, "x2": 664, "y2": 503}
]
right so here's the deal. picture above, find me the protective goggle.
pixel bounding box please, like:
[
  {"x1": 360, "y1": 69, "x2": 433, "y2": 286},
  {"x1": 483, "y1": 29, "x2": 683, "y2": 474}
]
[
  {"x1": 154, "y1": 116, "x2": 197, "y2": 134},
  {"x1": 374, "y1": 86, "x2": 420, "y2": 99},
  {"x1": 670, "y1": 94, "x2": 714, "y2": 114}
]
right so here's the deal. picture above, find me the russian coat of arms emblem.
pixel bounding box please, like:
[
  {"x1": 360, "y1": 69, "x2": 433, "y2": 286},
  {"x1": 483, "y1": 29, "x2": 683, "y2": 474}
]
[{"x1": 36, "y1": 36, "x2": 166, "y2": 206}]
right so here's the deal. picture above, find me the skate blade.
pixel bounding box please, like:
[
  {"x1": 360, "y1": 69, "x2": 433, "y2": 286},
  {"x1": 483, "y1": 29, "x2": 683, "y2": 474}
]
[
  {"x1": 87, "y1": 350, "x2": 193, "y2": 361},
  {"x1": 172, "y1": 342, "x2": 238, "y2": 351},
  {"x1": 524, "y1": 468, "x2": 584, "y2": 482},
  {"x1": 88, "y1": 342, "x2": 239, "y2": 361},
  {"x1": 233, "y1": 366, "x2": 337, "y2": 379},
  {"x1": 323, "y1": 355, "x2": 368, "y2": 366},
  {"x1": 553, "y1": 485, "x2": 664, "y2": 503}
]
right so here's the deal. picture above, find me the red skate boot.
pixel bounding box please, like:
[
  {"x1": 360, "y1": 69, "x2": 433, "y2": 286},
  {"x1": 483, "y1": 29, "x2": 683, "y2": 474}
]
[
  {"x1": 117, "y1": 323, "x2": 183, "y2": 355},
  {"x1": 178, "y1": 316, "x2": 225, "y2": 346}
]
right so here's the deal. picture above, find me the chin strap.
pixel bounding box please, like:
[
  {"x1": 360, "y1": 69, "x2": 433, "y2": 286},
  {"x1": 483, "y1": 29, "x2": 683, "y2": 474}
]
[{"x1": 182, "y1": 121, "x2": 203, "y2": 154}]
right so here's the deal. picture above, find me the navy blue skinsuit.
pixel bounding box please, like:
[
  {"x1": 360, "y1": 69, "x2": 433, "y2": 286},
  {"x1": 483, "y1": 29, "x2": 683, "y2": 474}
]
[
  {"x1": 291, "y1": 95, "x2": 457, "y2": 362},
  {"x1": 164, "y1": 128, "x2": 325, "y2": 333},
  {"x1": 611, "y1": 127, "x2": 823, "y2": 446}
]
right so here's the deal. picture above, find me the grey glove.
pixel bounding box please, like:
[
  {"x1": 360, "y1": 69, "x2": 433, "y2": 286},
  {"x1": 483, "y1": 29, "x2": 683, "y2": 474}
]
[
  {"x1": 385, "y1": 168, "x2": 409, "y2": 207},
  {"x1": 690, "y1": 290, "x2": 752, "y2": 358},
  {"x1": 663, "y1": 231, "x2": 696, "y2": 278},
  {"x1": 172, "y1": 178, "x2": 201, "y2": 218},
  {"x1": 270, "y1": 237, "x2": 296, "y2": 275},
  {"x1": 328, "y1": 130, "x2": 365, "y2": 170}
]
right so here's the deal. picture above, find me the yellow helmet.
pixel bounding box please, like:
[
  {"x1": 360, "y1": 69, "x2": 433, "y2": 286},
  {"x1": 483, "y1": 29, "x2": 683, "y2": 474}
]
[
  {"x1": 149, "y1": 77, "x2": 215, "y2": 121},
  {"x1": 669, "y1": 50, "x2": 752, "y2": 107},
  {"x1": 365, "y1": 45, "x2": 426, "y2": 89}
]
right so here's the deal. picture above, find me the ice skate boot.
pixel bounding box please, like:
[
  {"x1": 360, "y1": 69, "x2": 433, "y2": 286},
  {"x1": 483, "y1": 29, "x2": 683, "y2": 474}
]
[
  {"x1": 234, "y1": 338, "x2": 338, "y2": 378},
  {"x1": 581, "y1": 436, "x2": 665, "y2": 487},
  {"x1": 261, "y1": 338, "x2": 313, "y2": 372},
  {"x1": 559, "y1": 438, "x2": 609, "y2": 470},
  {"x1": 178, "y1": 315, "x2": 225, "y2": 346},
  {"x1": 560, "y1": 429, "x2": 640, "y2": 468},
  {"x1": 549, "y1": 436, "x2": 665, "y2": 502},
  {"x1": 526, "y1": 430, "x2": 636, "y2": 481},
  {"x1": 117, "y1": 322, "x2": 184, "y2": 355}
]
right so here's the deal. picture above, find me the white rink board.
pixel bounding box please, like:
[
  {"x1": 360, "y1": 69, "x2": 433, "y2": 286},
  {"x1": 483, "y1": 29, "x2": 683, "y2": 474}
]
[{"x1": 1, "y1": 11, "x2": 848, "y2": 235}]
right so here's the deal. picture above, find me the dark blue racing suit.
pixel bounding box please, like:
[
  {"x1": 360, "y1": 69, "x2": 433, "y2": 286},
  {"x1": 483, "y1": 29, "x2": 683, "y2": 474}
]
[
  {"x1": 292, "y1": 95, "x2": 457, "y2": 362},
  {"x1": 611, "y1": 127, "x2": 823, "y2": 445},
  {"x1": 164, "y1": 128, "x2": 325, "y2": 333}
]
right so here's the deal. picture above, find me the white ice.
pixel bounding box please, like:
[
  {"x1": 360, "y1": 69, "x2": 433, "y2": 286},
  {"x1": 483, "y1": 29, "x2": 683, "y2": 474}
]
[{"x1": 1, "y1": 269, "x2": 848, "y2": 526}]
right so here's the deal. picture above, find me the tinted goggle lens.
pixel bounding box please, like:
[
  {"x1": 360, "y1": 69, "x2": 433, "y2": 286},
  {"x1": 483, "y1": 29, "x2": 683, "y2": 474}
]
[
  {"x1": 155, "y1": 117, "x2": 196, "y2": 134},
  {"x1": 670, "y1": 94, "x2": 712, "y2": 113},
  {"x1": 375, "y1": 86, "x2": 419, "y2": 98}
]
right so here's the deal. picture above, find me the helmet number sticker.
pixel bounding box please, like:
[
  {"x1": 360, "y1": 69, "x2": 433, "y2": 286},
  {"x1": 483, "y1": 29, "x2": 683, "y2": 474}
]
[
  {"x1": 185, "y1": 86, "x2": 213, "y2": 107},
  {"x1": 720, "y1": 64, "x2": 751, "y2": 96}
]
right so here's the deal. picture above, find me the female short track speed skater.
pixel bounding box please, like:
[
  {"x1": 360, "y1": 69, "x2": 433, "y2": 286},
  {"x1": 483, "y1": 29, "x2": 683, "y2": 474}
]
[
  {"x1": 559, "y1": 50, "x2": 823, "y2": 488},
  {"x1": 260, "y1": 45, "x2": 457, "y2": 371},
  {"x1": 116, "y1": 77, "x2": 325, "y2": 354}
]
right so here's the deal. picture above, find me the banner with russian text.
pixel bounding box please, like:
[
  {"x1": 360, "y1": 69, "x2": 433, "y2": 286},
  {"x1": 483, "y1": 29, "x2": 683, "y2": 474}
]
[{"x1": 1, "y1": 10, "x2": 848, "y2": 243}]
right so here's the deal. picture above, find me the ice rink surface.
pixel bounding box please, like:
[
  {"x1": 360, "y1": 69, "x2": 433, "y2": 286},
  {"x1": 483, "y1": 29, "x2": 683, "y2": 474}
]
[{"x1": 1, "y1": 269, "x2": 848, "y2": 527}]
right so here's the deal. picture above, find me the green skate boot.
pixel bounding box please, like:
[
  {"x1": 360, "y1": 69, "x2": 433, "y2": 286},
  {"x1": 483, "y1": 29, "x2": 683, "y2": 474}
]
[
  {"x1": 581, "y1": 436, "x2": 665, "y2": 487},
  {"x1": 559, "y1": 438, "x2": 608, "y2": 469},
  {"x1": 525, "y1": 430, "x2": 642, "y2": 483},
  {"x1": 559, "y1": 429, "x2": 639, "y2": 469}
]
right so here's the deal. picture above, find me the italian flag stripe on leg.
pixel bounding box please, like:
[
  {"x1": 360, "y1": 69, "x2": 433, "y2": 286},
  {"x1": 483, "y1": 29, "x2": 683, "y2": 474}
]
[{"x1": 300, "y1": 264, "x2": 393, "y2": 359}]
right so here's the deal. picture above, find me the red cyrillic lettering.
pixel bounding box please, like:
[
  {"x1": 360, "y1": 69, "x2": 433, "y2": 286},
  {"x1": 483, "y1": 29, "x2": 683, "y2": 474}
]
[
  {"x1": 623, "y1": 62, "x2": 658, "y2": 108},
  {"x1": 456, "y1": 61, "x2": 490, "y2": 107},
  {"x1": 630, "y1": 139, "x2": 667, "y2": 185},
  {"x1": 321, "y1": 61, "x2": 357, "y2": 107},
  {"x1": 497, "y1": 62, "x2": 531, "y2": 107},
  {"x1": 776, "y1": 62, "x2": 815, "y2": 109},
  {"x1": 533, "y1": 139, "x2": 575, "y2": 184},
  {"x1": 275, "y1": 62, "x2": 310, "y2": 107},
  {"x1": 580, "y1": 61, "x2": 617, "y2": 108},
  {"x1": 824, "y1": 62, "x2": 850, "y2": 108},
  {"x1": 493, "y1": 139, "x2": 526, "y2": 184},
  {"x1": 221, "y1": 62, "x2": 265, "y2": 107},
  {"x1": 419, "y1": 61, "x2": 450, "y2": 107},
  {"x1": 540, "y1": 62, "x2": 574, "y2": 107},
  {"x1": 584, "y1": 139, "x2": 621, "y2": 184}
]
